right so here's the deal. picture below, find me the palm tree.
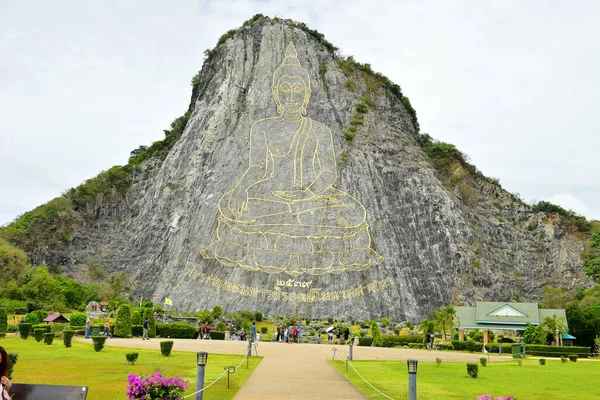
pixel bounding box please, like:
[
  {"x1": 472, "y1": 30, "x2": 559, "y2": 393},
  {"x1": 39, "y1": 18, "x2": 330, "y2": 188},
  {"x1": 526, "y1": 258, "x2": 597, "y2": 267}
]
[
  {"x1": 442, "y1": 305, "x2": 457, "y2": 342},
  {"x1": 540, "y1": 314, "x2": 568, "y2": 346}
]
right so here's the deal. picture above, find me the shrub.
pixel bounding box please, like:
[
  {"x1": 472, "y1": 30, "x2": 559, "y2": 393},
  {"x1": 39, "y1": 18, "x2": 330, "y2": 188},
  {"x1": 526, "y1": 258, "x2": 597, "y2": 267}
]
[
  {"x1": 525, "y1": 345, "x2": 590, "y2": 357},
  {"x1": 64, "y1": 330, "x2": 75, "y2": 347},
  {"x1": 126, "y1": 352, "x2": 139, "y2": 365},
  {"x1": 160, "y1": 340, "x2": 174, "y2": 356},
  {"x1": 131, "y1": 325, "x2": 143, "y2": 337},
  {"x1": 260, "y1": 326, "x2": 268, "y2": 334},
  {"x1": 328, "y1": 318, "x2": 334, "y2": 324},
  {"x1": 466, "y1": 363, "x2": 479, "y2": 378},
  {"x1": 7, "y1": 353, "x2": 18, "y2": 379},
  {"x1": 371, "y1": 321, "x2": 382, "y2": 347},
  {"x1": 480, "y1": 357, "x2": 487, "y2": 367},
  {"x1": 254, "y1": 312, "x2": 263, "y2": 322},
  {"x1": 215, "y1": 321, "x2": 227, "y2": 331},
  {"x1": 561, "y1": 356, "x2": 568, "y2": 363},
  {"x1": 381, "y1": 334, "x2": 423, "y2": 348},
  {"x1": 143, "y1": 308, "x2": 157, "y2": 338},
  {"x1": 156, "y1": 323, "x2": 197, "y2": 339},
  {"x1": 43, "y1": 332, "x2": 54, "y2": 345},
  {"x1": 539, "y1": 358, "x2": 546, "y2": 365},
  {"x1": 92, "y1": 336, "x2": 107, "y2": 352},
  {"x1": 358, "y1": 336, "x2": 373, "y2": 346},
  {"x1": 0, "y1": 308, "x2": 7, "y2": 333},
  {"x1": 131, "y1": 311, "x2": 142, "y2": 326},
  {"x1": 209, "y1": 331, "x2": 225, "y2": 340},
  {"x1": 18, "y1": 323, "x2": 31, "y2": 339},
  {"x1": 126, "y1": 370, "x2": 188, "y2": 400},
  {"x1": 69, "y1": 313, "x2": 87, "y2": 327},
  {"x1": 32, "y1": 324, "x2": 51, "y2": 333},
  {"x1": 408, "y1": 343, "x2": 425, "y2": 349},
  {"x1": 466, "y1": 340, "x2": 482, "y2": 353},
  {"x1": 569, "y1": 354, "x2": 578, "y2": 362},
  {"x1": 25, "y1": 310, "x2": 49, "y2": 325},
  {"x1": 114, "y1": 304, "x2": 132, "y2": 337},
  {"x1": 436, "y1": 357, "x2": 442, "y2": 367},
  {"x1": 34, "y1": 328, "x2": 45, "y2": 342}
]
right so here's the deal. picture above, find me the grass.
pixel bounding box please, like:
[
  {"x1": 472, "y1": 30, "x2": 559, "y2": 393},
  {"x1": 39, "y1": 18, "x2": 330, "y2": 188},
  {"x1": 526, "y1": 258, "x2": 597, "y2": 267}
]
[
  {"x1": 330, "y1": 358, "x2": 600, "y2": 399},
  {"x1": 2, "y1": 335, "x2": 261, "y2": 400}
]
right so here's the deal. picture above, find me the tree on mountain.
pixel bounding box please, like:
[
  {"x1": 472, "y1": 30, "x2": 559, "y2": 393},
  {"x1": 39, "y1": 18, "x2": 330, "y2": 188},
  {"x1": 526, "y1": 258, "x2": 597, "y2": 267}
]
[{"x1": 583, "y1": 232, "x2": 600, "y2": 282}]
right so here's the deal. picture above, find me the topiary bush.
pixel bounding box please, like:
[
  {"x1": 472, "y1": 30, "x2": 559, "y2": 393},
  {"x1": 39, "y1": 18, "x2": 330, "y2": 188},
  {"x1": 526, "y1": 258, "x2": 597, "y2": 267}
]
[
  {"x1": 131, "y1": 325, "x2": 143, "y2": 337},
  {"x1": 92, "y1": 336, "x2": 107, "y2": 352},
  {"x1": 32, "y1": 324, "x2": 51, "y2": 333},
  {"x1": 466, "y1": 363, "x2": 479, "y2": 378},
  {"x1": 371, "y1": 321, "x2": 382, "y2": 347},
  {"x1": 7, "y1": 353, "x2": 18, "y2": 379},
  {"x1": 358, "y1": 336, "x2": 374, "y2": 346},
  {"x1": 156, "y1": 322, "x2": 197, "y2": 339},
  {"x1": 64, "y1": 330, "x2": 75, "y2": 347},
  {"x1": 43, "y1": 332, "x2": 54, "y2": 345},
  {"x1": 0, "y1": 308, "x2": 7, "y2": 333},
  {"x1": 480, "y1": 357, "x2": 487, "y2": 367},
  {"x1": 539, "y1": 358, "x2": 546, "y2": 365},
  {"x1": 215, "y1": 321, "x2": 227, "y2": 331},
  {"x1": 34, "y1": 328, "x2": 45, "y2": 342},
  {"x1": 114, "y1": 304, "x2": 132, "y2": 337},
  {"x1": 569, "y1": 354, "x2": 578, "y2": 362},
  {"x1": 126, "y1": 352, "x2": 139, "y2": 365},
  {"x1": 260, "y1": 327, "x2": 268, "y2": 334},
  {"x1": 131, "y1": 311, "x2": 142, "y2": 326},
  {"x1": 69, "y1": 313, "x2": 87, "y2": 327},
  {"x1": 160, "y1": 341, "x2": 174, "y2": 356},
  {"x1": 18, "y1": 323, "x2": 31, "y2": 339}
]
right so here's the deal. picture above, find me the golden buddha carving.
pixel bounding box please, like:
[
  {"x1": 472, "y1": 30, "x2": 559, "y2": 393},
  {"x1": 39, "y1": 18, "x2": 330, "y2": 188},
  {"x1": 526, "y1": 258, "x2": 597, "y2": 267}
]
[{"x1": 201, "y1": 42, "x2": 383, "y2": 276}]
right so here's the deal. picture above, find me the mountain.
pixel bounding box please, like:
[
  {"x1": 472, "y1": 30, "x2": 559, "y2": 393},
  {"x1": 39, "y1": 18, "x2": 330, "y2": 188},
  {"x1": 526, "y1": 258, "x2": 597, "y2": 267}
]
[{"x1": 1, "y1": 16, "x2": 591, "y2": 321}]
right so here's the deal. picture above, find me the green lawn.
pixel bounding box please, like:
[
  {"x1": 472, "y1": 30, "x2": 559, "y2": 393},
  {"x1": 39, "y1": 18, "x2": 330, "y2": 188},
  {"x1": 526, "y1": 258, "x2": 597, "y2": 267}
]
[
  {"x1": 330, "y1": 358, "x2": 600, "y2": 399},
  {"x1": 1, "y1": 335, "x2": 261, "y2": 400}
]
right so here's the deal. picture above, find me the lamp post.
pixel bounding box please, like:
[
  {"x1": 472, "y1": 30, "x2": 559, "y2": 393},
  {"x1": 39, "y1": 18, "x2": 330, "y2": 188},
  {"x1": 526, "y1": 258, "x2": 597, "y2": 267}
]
[
  {"x1": 196, "y1": 351, "x2": 209, "y2": 400},
  {"x1": 407, "y1": 359, "x2": 418, "y2": 400}
]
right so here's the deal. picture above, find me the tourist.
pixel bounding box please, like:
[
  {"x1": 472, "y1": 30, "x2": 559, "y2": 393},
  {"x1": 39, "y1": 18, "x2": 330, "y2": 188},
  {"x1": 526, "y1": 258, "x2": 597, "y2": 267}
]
[
  {"x1": 0, "y1": 346, "x2": 12, "y2": 399},
  {"x1": 426, "y1": 332, "x2": 432, "y2": 351},
  {"x1": 327, "y1": 329, "x2": 334, "y2": 344},
  {"x1": 85, "y1": 317, "x2": 91, "y2": 339},
  {"x1": 292, "y1": 325, "x2": 298, "y2": 343},
  {"x1": 283, "y1": 327, "x2": 288, "y2": 343},
  {"x1": 205, "y1": 325, "x2": 211, "y2": 340},
  {"x1": 276, "y1": 326, "x2": 281, "y2": 342},
  {"x1": 103, "y1": 318, "x2": 110, "y2": 337},
  {"x1": 297, "y1": 325, "x2": 302, "y2": 343},
  {"x1": 336, "y1": 326, "x2": 341, "y2": 345},
  {"x1": 288, "y1": 323, "x2": 294, "y2": 344},
  {"x1": 142, "y1": 317, "x2": 149, "y2": 340},
  {"x1": 251, "y1": 321, "x2": 256, "y2": 342},
  {"x1": 343, "y1": 327, "x2": 349, "y2": 344}
]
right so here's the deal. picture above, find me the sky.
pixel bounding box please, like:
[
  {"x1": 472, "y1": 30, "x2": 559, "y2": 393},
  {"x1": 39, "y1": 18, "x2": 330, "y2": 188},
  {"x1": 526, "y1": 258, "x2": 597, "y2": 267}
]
[{"x1": 1, "y1": 0, "x2": 599, "y2": 226}]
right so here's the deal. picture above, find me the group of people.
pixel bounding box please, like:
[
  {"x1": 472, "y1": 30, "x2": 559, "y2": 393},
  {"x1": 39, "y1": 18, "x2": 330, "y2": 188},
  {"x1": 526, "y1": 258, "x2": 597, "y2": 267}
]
[
  {"x1": 327, "y1": 326, "x2": 350, "y2": 344},
  {"x1": 198, "y1": 324, "x2": 211, "y2": 339},
  {"x1": 275, "y1": 324, "x2": 301, "y2": 343}
]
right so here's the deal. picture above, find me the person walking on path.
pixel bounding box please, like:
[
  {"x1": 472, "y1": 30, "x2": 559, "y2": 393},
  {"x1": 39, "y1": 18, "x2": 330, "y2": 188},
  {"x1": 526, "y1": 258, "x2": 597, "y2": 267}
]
[
  {"x1": 142, "y1": 317, "x2": 149, "y2": 340},
  {"x1": 426, "y1": 331, "x2": 432, "y2": 350},
  {"x1": 251, "y1": 321, "x2": 257, "y2": 342},
  {"x1": 85, "y1": 317, "x2": 91, "y2": 339},
  {"x1": 343, "y1": 327, "x2": 349, "y2": 344},
  {"x1": 103, "y1": 318, "x2": 110, "y2": 337}
]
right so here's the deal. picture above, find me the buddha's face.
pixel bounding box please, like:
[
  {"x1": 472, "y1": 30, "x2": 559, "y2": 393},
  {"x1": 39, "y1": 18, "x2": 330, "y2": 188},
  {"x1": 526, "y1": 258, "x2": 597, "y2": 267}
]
[{"x1": 274, "y1": 75, "x2": 309, "y2": 114}]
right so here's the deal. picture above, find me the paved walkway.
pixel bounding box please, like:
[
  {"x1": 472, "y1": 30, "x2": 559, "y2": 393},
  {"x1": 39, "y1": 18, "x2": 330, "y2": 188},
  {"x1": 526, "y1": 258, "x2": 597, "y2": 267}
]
[{"x1": 87, "y1": 338, "x2": 506, "y2": 399}]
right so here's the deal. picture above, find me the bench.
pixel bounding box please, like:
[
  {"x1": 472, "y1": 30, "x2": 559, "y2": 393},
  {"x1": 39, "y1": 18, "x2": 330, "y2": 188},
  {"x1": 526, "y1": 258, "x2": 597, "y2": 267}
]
[{"x1": 9, "y1": 383, "x2": 88, "y2": 400}]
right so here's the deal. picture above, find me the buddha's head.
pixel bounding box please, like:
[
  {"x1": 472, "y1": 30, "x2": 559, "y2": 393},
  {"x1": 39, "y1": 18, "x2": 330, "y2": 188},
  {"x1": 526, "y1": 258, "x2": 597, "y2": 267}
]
[{"x1": 272, "y1": 42, "x2": 311, "y2": 116}]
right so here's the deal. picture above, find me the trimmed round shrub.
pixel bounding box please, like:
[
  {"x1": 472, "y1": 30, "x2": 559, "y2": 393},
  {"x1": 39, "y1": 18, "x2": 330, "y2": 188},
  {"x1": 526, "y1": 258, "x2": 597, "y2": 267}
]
[
  {"x1": 215, "y1": 321, "x2": 227, "y2": 331},
  {"x1": 69, "y1": 313, "x2": 87, "y2": 327},
  {"x1": 34, "y1": 329, "x2": 45, "y2": 342},
  {"x1": 466, "y1": 363, "x2": 479, "y2": 378},
  {"x1": 260, "y1": 327, "x2": 268, "y2": 334},
  {"x1": 0, "y1": 307, "x2": 8, "y2": 333},
  {"x1": 160, "y1": 340, "x2": 174, "y2": 356},
  {"x1": 569, "y1": 354, "x2": 578, "y2": 362},
  {"x1": 92, "y1": 336, "x2": 107, "y2": 352},
  {"x1": 64, "y1": 330, "x2": 75, "y2": 347},
  {"x1": 25, "y1": 310, "x2": 49, "y2": 325},
  {"x1": 114, "y1": 304, "x2": 132, "y2": 337},
  {"x1": 43, "y1": 332, "x2": 54, "y2": 345},
  {"x1": 539, "y1": 358, "x2": 546, "y2": 365},
  {"x1": 18, "y1": 323, "x2": 32, "y2": 339},
  {"x1": 126, "y1": 352, "x2": 139, "y2": 365},
  {"x1": 479, "y1": 357, "x2": 487, "y2": 367}
]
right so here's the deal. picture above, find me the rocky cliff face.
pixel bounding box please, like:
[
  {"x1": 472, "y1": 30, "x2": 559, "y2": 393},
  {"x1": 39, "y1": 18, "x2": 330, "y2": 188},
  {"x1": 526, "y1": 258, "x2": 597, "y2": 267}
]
[{"x1": 28, "y1": 18, "x2": 586, "y2": 321}]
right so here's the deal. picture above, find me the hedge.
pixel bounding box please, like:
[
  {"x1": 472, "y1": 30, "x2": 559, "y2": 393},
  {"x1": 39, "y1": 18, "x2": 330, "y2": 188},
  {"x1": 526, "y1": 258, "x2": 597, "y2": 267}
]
[
  {"x1": 156, "y1": 322, "x2": 197, "y2": 339},
  {"x1": 32, "y1": 324, "x2": 51, "y2": 333},
  {"x1": 209, "y1": 331, "x2": 225, "y2": 340},
  {"x1": 452, "y1": 340, "x2": 484, "y2": 352},
  {"x1": 114, "y1": 304, "x2": 132, "y2": 337},
  {"x1": 132, "y1": 325, "x2": 143, "y2": 337},
  {"x1": 69, "y1": 313, "x2": 87, "y2": 327},
  {"x1": 358, "y1": 336, "x2": 373, "y2": 346},
  {"x1": 64, "y1": 330, "x2": 75, "y2": 347},
  {"x1": 34, "y1": 329, "x2": 45, "y2": 342},
  {"x1": 526, "y1": 345, "x2": 590, "y2": 357},
  {"x1": 381, "y1": 334, "x2": 423, "y2": 348},
  {"x1": 43, "y1": 333, "x2": 54, "y2": 345},
  {"x1": 0, "y1": 308, "x2": 7, "y2": 333}
]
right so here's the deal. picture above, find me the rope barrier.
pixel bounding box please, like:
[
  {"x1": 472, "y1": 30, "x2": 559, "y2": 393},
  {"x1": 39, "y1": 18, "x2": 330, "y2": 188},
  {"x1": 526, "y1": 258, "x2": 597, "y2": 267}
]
[
  {"x1": 347, "y1": 360, "x2": 395, "y2": 400},
  {"x1": 182, "y1": 345, "x2": 251, "y2": 398}
]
